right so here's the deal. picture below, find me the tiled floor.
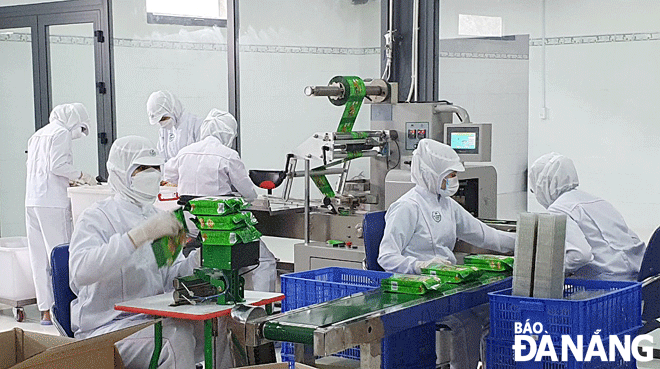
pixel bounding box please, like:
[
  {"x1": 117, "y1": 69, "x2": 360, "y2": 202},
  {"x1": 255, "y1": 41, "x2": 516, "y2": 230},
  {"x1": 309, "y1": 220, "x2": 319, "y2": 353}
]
[{"x1": 0, "y1": 303, "x2": 59, "y2": 335}]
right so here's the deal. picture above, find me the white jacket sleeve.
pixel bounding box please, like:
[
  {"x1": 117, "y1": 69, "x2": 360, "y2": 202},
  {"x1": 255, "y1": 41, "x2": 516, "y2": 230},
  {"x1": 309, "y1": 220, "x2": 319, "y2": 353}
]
[
  {"x1": 69, "y1": 209, "x2": 136, "y2": 288},
  {"x1": 49, "y1": 130, "x2": 81, "y2": 180},
  {"x1": 162, "y1": 155, "x2": 180, "y2": 184},
  {"x1": 157, "y1": 128, "x2": 167, "y2": 160},
  {"x1": 453, "y1": 202, "x2": 516, "y2": 253},
  {"x1": 556, "y1": 213, "x2": 593, "y2": 273},
  {"x1": 227, "y1": 154, "x2": 257, "y2": 202},
  {"x1": 377, "y1": 202, "x2": 420, "y2": 274}
]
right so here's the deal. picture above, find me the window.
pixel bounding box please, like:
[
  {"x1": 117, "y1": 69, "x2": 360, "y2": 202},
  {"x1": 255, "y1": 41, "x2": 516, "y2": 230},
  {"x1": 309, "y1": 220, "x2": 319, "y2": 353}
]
[
  {"x1": 146, "y1": 0, "x2": 227, "y2": 27},
  {"x1": 458, "y1": 14, "x2": 502, "y2": 37}
]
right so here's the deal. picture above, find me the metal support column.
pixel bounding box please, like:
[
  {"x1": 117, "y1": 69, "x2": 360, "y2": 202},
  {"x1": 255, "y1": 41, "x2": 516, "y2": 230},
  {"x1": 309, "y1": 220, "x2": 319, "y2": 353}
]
[
  {"x1": 227, "y1": 0, "x2": 241, "y2": 154},
  {"x1": 383, "y1": 0, "x2": 439, "y2": 102}
]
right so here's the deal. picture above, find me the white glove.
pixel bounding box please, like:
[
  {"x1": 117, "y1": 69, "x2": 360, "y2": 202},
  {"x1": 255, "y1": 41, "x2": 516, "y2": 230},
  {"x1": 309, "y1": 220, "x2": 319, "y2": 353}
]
[
  {"x1": 413, "y1": 257, "x2": 452, "y2": 274},
  {"x1": 128, "y1": 211, "x2": 183, "y2": 248},
  {"x1": 79, "y1": 172, "x2": 98, "y2": 185}
]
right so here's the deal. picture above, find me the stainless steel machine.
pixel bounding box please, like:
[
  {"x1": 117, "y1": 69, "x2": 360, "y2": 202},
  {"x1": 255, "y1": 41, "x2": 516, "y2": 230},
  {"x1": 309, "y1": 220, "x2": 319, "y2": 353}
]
[{"x1": 248, "y1": 76, "x2": 506, "y2": 271}]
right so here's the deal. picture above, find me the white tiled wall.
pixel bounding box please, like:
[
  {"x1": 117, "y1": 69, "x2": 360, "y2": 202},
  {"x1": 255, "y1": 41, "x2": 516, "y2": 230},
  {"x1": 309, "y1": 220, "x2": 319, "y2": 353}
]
[
  {"x1": 438, "y1": 40, "x2": 529, "y2": 220},
  {"x1": 440, "y1": 0, "x2": 660, "y2": 242}
]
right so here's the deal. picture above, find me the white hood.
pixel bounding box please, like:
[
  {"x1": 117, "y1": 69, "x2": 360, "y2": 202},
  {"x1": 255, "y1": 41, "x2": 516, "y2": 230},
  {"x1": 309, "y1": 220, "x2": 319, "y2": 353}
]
[
  {"x1": 146, "y1": 90, "x2": 183, "y2": 126},
  {"x1": 200, "y1": 108, "x2": 237, "y2": 147},
  {"x1": 107, "y1": 136, "x2": 165, "y2": 207},
  {"x1": 529, "y1": 152, "x2": 579, "y2": 208},
  {"x1": 411, "y1": 139, "x2": 464, "y2": 195},
  {"x1": 49, "y1": 103, "x2": 90, "y2": 135}
]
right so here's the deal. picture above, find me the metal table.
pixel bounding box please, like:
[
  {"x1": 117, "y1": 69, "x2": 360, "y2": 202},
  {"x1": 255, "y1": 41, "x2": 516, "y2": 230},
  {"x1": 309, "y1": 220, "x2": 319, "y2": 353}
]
[{"x1": 115, "y1": 290, "x2": 284, "y2": 369}]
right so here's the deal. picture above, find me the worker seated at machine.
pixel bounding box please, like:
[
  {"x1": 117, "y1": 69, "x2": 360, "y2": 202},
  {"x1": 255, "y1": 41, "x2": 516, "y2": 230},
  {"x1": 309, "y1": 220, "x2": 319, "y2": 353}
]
[
  {"x1": 68, "y1": 136, "x2": 234, "y2": 368},
  {"x1": 529, "y1": 152, "x2": 646, "y2": 281},
  {"x1": 377, "y1": 138, "x2": 515, "y2": 369},
  {"x1": 163, "y1": 109, "x2": 277, "y2": 292}
]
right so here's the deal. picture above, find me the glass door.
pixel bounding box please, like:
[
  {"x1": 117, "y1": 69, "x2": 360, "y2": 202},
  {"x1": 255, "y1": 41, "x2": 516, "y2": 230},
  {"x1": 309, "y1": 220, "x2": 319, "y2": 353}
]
[
  {"x1": 0, "y1": 26, "x2": 36, "y2": 236},
  {"x1": 47, "y1": 22, "x2": 99, "y2": 177}
]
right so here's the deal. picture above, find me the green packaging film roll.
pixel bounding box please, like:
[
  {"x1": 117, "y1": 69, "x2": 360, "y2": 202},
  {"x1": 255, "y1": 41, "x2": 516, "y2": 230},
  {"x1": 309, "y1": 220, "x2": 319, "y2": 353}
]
[
  {"x1": 381, "y1": 274, "x2": 452, "y2": 295},
  {"x1": 200, "y1": 225, "x2": 262, "y2": 246},
  {"x1": 194, "y1": 212, "x2": 257, "y2": 231},
  {"x1": 463, "y1": 254, "x2": 514, "y2": 271},
  {"x1": 332, "y1": 76, "x2": 366, "y2": 133},
  {"x1": 186, "y1": 197, "x2": 249, "y2": 216},
  {"x1": 421, "y1": 264, "x2": 483, "y2": 284}
]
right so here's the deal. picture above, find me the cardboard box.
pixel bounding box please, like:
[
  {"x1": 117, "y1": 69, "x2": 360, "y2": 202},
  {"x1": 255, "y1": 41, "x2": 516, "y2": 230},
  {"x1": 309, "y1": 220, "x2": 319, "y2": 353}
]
[
  {"x1": 0, "y1": 321, "x2": 154, "y2": 369},
  {"x1": 232, "y1": 363, "x2": 317, "y2": 369}
]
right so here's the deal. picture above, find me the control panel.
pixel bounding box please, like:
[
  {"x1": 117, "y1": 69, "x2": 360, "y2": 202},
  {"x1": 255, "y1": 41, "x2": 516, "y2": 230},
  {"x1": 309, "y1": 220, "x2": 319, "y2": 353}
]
[{"x1": 405, "y1": 122, "x2": 429, "y2": 150}]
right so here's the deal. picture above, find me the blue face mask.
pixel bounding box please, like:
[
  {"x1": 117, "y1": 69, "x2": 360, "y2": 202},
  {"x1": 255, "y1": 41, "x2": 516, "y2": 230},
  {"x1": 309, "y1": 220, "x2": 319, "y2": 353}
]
[{"x1": 438, "y1": 176, "x2": 459, "y2": 197}]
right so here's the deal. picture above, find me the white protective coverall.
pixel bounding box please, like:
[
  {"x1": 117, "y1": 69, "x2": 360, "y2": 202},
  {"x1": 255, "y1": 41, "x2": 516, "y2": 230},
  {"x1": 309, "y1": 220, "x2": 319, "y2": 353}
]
[
  {"x1": 25, "y1": 103, "x2": 93, "y2": 312},
  {"x1": 69, "y1": 136, "x2": 233, "y2": 368},
  {"x1": 163, "y1": 109, "x2": 276, "y2": 292},
  {"x1": 529, "y1": 152, "x2": 646, "y2": 281},
  {"x1": 377, "y1": 139, "x2": 515, "y2": 369},
  {"x1": 147, "y1": 90, "x2": 203, "y2": 162}
]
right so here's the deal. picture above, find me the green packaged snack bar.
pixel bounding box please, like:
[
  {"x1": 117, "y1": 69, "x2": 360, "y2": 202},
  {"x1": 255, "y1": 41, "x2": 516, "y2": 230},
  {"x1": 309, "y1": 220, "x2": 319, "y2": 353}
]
[
  {"x1": 194, "y1": 212, "x2": 258, "y2": 231},
  {"x1": 463, "y1": 254, "x2": 514, "y2": 271},
  {"x1": 152, "y1": 230, "x2": 186, "y2": 268},
  {"x1": 200, "y1": 225, "x2": 262, "y2": 246},
  {"x1": 187, "y1": 197, "x2": 249, "y2": 216},
  {"x1": 479, "y1": 271, "x2": 510, "y2": 284},
  {"x1": 381, "y1": 274, "x2": 448, "y2": 295},
  {"x1": 421, "y1": 264, "x2": 483, "y2": 283}
]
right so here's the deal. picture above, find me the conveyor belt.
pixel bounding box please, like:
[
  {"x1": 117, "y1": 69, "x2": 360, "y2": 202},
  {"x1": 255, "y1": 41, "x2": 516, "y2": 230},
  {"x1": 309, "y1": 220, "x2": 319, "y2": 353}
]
[{"x1": 248, "y1": 278, "x2": 512, "y2": 357}]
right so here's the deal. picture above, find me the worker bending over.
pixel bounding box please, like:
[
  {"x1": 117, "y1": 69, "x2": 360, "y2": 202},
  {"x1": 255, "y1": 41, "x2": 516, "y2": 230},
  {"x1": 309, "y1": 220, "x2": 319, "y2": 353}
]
[
  {"x1": 529, "y1": 152, "x2": 645, "y2": 281},
  {"x1": 164, "y1": 109, "x2": 276, "y2": 292},
  {"x1": 25, "y1": 103, "x2": 95, "y2": 324}
]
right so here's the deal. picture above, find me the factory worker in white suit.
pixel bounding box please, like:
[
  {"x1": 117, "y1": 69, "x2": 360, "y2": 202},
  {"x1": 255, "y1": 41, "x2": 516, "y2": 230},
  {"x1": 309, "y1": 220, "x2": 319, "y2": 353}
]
[
  {"x1": 25, "y1": 102, "x2": 96, "y2": 324},
  {"x1": 377, "y1": 139, "x2": 515, "y2": 369},
  {"x1": 164, "y1": 109, "x2": 276, "y2": 292},
  {"x1": 147, "y1": 90, "x2": 203, "y2": 162},
  {"x1": 69, "y1": 136, "x2": 233, "y2": 368},
  {"x1": 529, "y1": 152, "x2": 645, "y2": 281}
]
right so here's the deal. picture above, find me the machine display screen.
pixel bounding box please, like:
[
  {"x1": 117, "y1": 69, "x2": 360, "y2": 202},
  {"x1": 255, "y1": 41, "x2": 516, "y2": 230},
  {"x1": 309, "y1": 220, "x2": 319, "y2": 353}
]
[
  {"x1": 445, "y1": 126, "x2": 480, "y2": 154},
  {"x1": 450, "y1": 132, "x2": 477, "y2": 150}
]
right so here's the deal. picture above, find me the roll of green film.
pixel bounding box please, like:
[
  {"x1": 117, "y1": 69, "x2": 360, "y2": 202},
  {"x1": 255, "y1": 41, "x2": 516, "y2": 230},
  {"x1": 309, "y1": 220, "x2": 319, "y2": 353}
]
[{"x1": 329, "y1": 76, "x2": 366, "y2": 133}]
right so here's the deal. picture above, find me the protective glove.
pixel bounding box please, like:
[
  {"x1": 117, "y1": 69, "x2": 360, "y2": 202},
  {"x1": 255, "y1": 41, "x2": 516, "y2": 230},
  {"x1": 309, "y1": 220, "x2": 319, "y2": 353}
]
[
  {"x1": 128, "y1": 211, "x2": 183, "y2": 248},
  {"x1": 413, "y1": 257, "x2": 452, "y2": 274},
  {"x1": 79, "y1": 172, "x2": 98, "y2": 185}
]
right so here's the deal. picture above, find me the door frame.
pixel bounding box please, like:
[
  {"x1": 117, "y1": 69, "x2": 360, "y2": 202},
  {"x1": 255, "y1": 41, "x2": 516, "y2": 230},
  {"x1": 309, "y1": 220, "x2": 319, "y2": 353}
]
[{"x1": 0, "y1": 0, "x2": 115, "y2": 177}]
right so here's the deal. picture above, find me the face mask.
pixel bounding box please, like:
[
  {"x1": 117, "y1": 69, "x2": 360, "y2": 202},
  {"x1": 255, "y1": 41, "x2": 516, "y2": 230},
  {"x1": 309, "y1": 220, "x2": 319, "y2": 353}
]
[
  {"x1": 71, "y1": 126, "x2": 86, "y2": 140},
  {"x1": 159, "y1": 117, "x2": 175, "y2": 129},
  {"x1": 130, "y1": 168, "x2": 161, "y2": 205},
  {"x1": 438, "y1": 176, "x2": 459, "y2": 197}
]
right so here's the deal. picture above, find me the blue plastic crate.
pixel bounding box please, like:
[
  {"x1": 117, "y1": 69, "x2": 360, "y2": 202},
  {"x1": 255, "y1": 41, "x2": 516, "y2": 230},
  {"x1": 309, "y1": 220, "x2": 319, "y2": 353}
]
[
  {"x1": 489, "y1": 279, "x2": 641, "y2": 346},
  {"x1": 281, "y1": 267, "x2": 392, "y2": 312},
  {"x1": 280, "y1": 267, "x2": 392, "y2": 362},
  {"x1": 486, "y1": 326, "x2": 640, "y2": 369}
]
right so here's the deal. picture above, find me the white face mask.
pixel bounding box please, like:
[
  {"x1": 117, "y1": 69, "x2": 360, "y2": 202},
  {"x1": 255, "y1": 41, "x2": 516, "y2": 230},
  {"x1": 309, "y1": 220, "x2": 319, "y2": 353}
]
[
  {"x1": 70, "y1": 126, "x2": 87, "y2": 140},
  {"x1": 438, "y1": 176, "x2": 460, "y2": 197},
  {"x1": 159, "y1": 117, "x2": 175, "y2": 129},
  {"x1": 130, "y1": 168, "x2": 161, "y2": 205}
]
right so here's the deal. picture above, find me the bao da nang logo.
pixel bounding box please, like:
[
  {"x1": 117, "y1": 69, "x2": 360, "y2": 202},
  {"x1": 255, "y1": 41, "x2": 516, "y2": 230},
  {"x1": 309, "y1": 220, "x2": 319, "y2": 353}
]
[{"x1": 513, "y1": 321, "x2": 654, "y2": 362}]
